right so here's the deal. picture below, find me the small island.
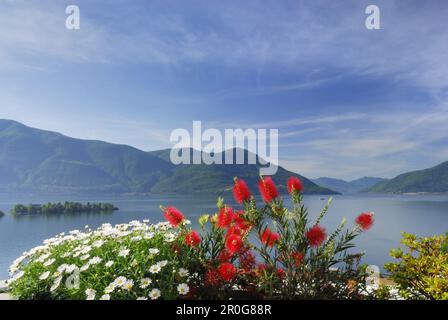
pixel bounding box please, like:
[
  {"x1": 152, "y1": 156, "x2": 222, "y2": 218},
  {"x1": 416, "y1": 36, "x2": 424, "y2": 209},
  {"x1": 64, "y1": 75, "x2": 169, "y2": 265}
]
[
  {"x1": 0, "y1": 210, "x2": 4, "y2": 217},
  {"x1": 11, "y1": 202, "x2": 118, "y2": 216}
]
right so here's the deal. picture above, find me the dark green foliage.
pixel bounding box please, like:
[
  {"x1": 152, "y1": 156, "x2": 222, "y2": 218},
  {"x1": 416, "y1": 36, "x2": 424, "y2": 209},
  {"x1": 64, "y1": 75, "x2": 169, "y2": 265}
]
[{"x1": 11, "y1": 202, "x2": 118, "y2": 215}]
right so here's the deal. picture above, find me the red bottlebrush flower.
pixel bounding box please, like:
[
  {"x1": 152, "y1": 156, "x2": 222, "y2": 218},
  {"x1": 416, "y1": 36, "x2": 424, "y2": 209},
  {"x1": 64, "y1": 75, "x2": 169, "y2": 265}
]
[
  {"x1": 163, "y1": 206, "x2": 185, "y2": 227},
  {"x1": 218, "y1": 262, "x2": 236, "y2": 281},
  {"x1": 277, "y1": 268, "x2": 285, "y2": 278},
  {"x1": 306, "y1": 225, "x2": 327, "y2": 247},
  {"x1": 218, "y1": 250, "x2": 234, "y2": 263},
  {"x1": 217, "y1": 207, "x2": 234, "y2": 229},
  {"x1": 260, "y1": 228, "x2": 280, "y2": 247},
  {"x1": 185, "y1": 230, "x2": 201, "y2": 247},
  {"x1": 227, "y1": 225, "x2": 243, "y2": 237},
  {"x1": 225, "y1": 234, "x2": 243, "y2": 254},
  {"x1": 233, "y1": 179, "x2": 252, "y2": 204},
  {"x1": 292, "y1": 251, "x2": 304, "y2": 267},
  {"x1": 233, "y1": 211, "x2": 252, "y2": 232},
  {"x1": 258, "y1": 176, "x2": 278, "y2": 203},
  {"x1": 205, "y1": 269, "x2": 220, "y2": 287},
  {"x1": 355, "y1": 212, "x2": 374, "y2": 231},
  {"x1": 287, "y1": 176, "x2": 303, "y2": 194}
]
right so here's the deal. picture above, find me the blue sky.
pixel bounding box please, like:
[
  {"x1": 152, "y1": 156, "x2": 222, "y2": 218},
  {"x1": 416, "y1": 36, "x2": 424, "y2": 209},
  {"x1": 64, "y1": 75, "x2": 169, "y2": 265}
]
[{"x1": 1, "y1": 0, "x2": 448, "y2": 179}]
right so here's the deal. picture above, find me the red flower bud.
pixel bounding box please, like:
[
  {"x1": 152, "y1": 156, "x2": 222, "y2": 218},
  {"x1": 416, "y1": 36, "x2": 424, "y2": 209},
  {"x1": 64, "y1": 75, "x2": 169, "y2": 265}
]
[
  {"x1": 287, "y1": 176, "x2": 303, "y2": 194},
  {"x1": 217, "y1": 207, "x2": 234, "y2": 229},
  {"x1": 218, "y1": 262, "x2": 236, "y2": 281},
  {"x1": 233, "y1": 178, "x2": 252, "y2": 204},
  {"x1": 163, "y1": 206, "x2": 185, "y2": 227},
  {"x1": 260, "y1": 228, "x2": 280, "y2": 247},
  {"x1": 306, "y1": 225, "x2": 327, "y2": 247},
  {"x1": 225, "y1": 234, "x2": 243, "y2": 254},
  {"x1": 355, "y1": 212, "x2": 374, "y2": 231},
  {"x1": 185, "y1": 230, "x2": 201, "y2": 247},
  {"x1": 258, "y1": 176, "x2": 279, "y2": 203}
]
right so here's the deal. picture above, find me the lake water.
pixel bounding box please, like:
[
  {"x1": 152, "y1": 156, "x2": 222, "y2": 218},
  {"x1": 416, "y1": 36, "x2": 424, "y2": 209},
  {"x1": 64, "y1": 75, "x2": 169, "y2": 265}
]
[{"x1": 1, "y1": 193, "x2": 447, "y2": 279}]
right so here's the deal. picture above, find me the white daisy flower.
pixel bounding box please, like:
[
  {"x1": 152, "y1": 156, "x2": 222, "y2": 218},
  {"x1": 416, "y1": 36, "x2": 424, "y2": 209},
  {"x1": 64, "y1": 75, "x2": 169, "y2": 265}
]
[
  {"x1": 92, "y1": 240, "x2": 104, "y2": 248},
  {"x1": 123, "y1": 279, "x2": 134, "y2": 291},
  {"x1": 149, "y1": 248, "x2": 160, "y2": 255},
  {"x1": 43, "y1": 258, "x2": 56, "y2": 267},
  {"x1": 178, "y1": 268, "x2": 189, "y2": 277},
  {"x1": 100, "y1": 294, "x2": 110, "y2": 300},
  {"x1": 177, "y1": 283, "x2": 189, "y2": 295},
  {"x1": 80, "y1": 246, "x2": 92, "y2": 254},
  {"x1": 157, "y1": 260, "x2": 168, "y2": 267},
  {"x1": 105, "y1": 261, "x2": 114, "y2": 268},
  {"x1": 104, "y1": 283, "x2": 116, "y2": 294},
  {"x1": 39, "y1": 271, "x2": 50, "y2": 281},
  {"x1": 114, "y1": 276, "x2": 127, "y2": 287},
  {"x1": 80, "y1": 264, "x2": 90, "y2": 272},
  {"x1": 149, "y1": 288, "x2": 161, "y2": 300},
  {"x1": 144, "y1": 232, "x2": 155, "y2": 240},
  {"x1": 65, "y1": 264, "x2": 78, "y2": 273},
  {"x1": 149, "y1": 264, "x2": 161, "y2": 274},
  {"x1": 164, "y1": 233, "x2": 176, "y2": 243},
  {"x1": 89, "y1": 257, "x2": 102, "y2": 265},
  {"x1": 10, "y1": 271, "x2": 25, "y2": 282},
  {"x1": 118, "y1": 248, "x2": 130, "y2": 257},
  {"x1": 80, "y1": 254, "x2": 90, "y2": 261},
  {"x1": 140, "y1": 278, "x2": 152, "y2": 289}
]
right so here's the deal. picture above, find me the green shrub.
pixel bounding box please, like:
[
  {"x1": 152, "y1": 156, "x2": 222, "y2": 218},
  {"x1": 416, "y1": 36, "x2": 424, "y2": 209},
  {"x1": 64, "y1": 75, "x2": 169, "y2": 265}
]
[{"x1": 385, "y1": 232, "x2": 448, "y2": 300}]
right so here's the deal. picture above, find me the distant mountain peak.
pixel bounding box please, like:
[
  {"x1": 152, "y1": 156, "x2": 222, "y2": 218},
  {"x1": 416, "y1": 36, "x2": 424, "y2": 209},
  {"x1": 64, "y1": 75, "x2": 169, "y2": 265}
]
[
  {"x1": 313, "y1": 176, "x2": 388, "y2": 194},
  {"x1": 368, "y1": 161, "x2": 448, "y2": 194}
]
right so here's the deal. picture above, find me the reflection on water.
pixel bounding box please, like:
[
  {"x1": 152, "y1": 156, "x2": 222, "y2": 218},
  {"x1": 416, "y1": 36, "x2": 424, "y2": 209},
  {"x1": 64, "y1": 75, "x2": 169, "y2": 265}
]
[{"x1": 1, "y1": 193, "x2": 448, "y2": 278}]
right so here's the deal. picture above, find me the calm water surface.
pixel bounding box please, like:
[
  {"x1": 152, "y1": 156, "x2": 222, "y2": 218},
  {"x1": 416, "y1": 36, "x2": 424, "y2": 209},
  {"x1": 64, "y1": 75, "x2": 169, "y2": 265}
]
[{"x1": 1, "y1": 193, "x2": 447, "y2": 279}]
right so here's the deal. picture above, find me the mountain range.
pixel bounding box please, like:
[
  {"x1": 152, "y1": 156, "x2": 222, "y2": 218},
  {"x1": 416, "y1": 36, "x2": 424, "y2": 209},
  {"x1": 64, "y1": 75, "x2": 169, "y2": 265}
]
[
  {"x1": 0, "y1": 119, "x2": 336, "y2": 195},
  {"x1": 312, "y1": 177, "x2": 388, "y2": 194},
  {"x1": 367, "y1": 161, "x2": 448, "y2": 193},
  {"x1": 2, "y1": 119, "x2": 447, "y2": 195}
]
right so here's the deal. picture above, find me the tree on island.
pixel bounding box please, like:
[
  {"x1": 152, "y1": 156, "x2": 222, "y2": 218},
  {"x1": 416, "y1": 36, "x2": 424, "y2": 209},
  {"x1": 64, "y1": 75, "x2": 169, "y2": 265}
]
[{"x1": 11, "y1": 202, "x2": 118, "y2": 216}]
